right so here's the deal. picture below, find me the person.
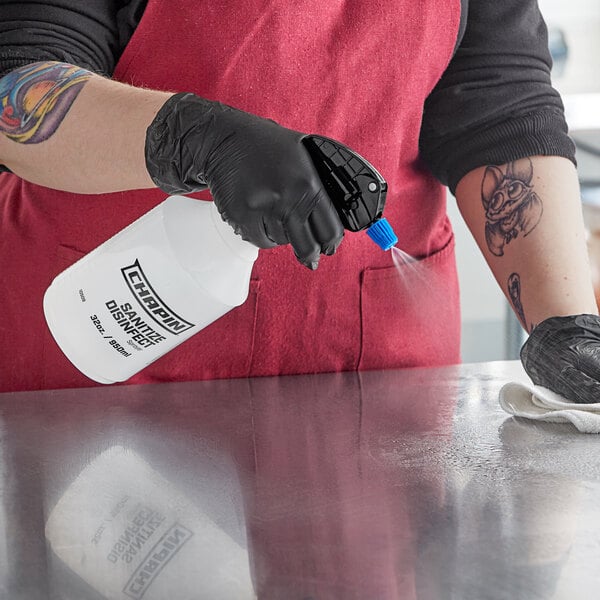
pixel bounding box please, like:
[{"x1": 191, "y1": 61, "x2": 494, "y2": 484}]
[{"x1": 0, "y1": 0, "x2": 599, "y2": 401}]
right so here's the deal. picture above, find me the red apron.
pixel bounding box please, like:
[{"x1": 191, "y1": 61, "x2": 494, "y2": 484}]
[{"x1": 0, "y1": 0, "x2": 461, "y2": 391}]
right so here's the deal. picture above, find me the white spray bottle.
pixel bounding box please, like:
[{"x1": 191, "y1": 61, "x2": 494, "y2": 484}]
[
  {"x1": 43, "y1": 195, "x2": 258, "y2": 383},
  {"x1": 43, "y1": 135, "x2": 395, "y2": 384}
]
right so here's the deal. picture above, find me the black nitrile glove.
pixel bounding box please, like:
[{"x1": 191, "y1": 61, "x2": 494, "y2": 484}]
[
  {"x1": 520, "y1": 314, "x2": 600, "y2": 404},
  {"x1": 145, "y1": 92, "x2": 344, "y2": 269}
]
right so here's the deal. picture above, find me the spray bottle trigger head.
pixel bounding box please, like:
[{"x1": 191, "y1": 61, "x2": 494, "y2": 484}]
[{"x1": 366, "y1": 218, "x2": 398, "y2": 251}]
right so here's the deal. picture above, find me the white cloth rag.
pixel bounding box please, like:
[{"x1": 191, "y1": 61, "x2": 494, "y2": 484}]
[{"x1": 499, "y1": 381, "x2": 600, "y2": 434}]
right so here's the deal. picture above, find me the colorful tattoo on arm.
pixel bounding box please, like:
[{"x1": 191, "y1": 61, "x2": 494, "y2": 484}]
[
  {"x1": 481, "y1": 158, "x2": 543, "y2": 256},
  {"x1": 0, "y1": 62, "x2": 91, "y2": 144},
  {"x1": 507, "y1": 272, "x2": 533, "y2": 332}
]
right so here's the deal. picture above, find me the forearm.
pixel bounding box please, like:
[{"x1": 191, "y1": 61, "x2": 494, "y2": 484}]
[
  {"x1": 0, "y1": 61, "x2": 173, "y2": 193},
  {"x1": 455, "y1": 155, "x2": 598, "y2": 331}
]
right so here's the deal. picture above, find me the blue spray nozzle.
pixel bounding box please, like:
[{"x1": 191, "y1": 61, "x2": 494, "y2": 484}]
[{"x1": 366, "y1": 218, "x2": 398, "y2": 251}]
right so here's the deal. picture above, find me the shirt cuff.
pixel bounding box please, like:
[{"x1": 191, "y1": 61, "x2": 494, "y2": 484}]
[{"x1": 423, "y1": 107, "x2": 577, "y2": 195}]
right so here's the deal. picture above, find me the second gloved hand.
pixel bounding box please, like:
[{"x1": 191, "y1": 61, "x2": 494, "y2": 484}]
[
  {"x1": 520, "y1": 314, "x2": 600, "y2": 404},
  {"x1": 145, "y1": 92, "x2": 344, "y2": 269}
]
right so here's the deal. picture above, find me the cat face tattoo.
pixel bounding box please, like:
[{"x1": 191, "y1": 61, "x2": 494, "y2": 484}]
[{"x1": 481, "y1": 158, "x2": 543, "y2": 257}]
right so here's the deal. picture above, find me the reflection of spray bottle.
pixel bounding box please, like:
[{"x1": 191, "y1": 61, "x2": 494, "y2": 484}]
[
  {"x1": 43, "y1": 136, "x2": 395, "y2": 384},
  {"x1": 45, "y1": 446, "x2": 255, "y2": 600}
]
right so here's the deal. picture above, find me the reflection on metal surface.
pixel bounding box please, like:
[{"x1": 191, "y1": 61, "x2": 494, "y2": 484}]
[
  {"x1": 45, "y1": 446, "x2": 254, "y2": 600},
  {"x1": 0, "y1": 362, "x2": 600, "y2": 598}
]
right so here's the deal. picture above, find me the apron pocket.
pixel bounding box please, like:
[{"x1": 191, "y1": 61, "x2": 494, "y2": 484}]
[{"x1": 358, "y1": 235, "x2": 461, "y2": 371}]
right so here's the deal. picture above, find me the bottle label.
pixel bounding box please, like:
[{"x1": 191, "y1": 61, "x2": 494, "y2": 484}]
[
  {"x1": 121, "y1": 260, "x2": 195, "y2": 335},
  {"x1": 87, "y1": 258, "x2": 199, "y2": 358}
]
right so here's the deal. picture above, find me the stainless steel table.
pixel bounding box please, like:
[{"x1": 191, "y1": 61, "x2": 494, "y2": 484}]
[{"x1": 1, "y1": 361, "x2": 599, "y2": 600}]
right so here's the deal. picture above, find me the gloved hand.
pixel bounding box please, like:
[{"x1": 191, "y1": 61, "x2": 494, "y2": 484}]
[
  {"x1": 520, "y1": 314, "x2": 600, "y2": 404},
  {"x1": 145, "y1": 92, "x2": 344, "y2": 269}
]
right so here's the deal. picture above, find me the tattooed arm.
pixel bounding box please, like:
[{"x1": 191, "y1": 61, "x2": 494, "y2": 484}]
[
  {"x1": 0, "y1": 61, "x2": 173, "y2": 193},
  {"x1": 0, "y1": 61, "x2": 343, "y2": 265},
  {"x1": 454, "y1": 155, "x2": 598, "y2": 332}
]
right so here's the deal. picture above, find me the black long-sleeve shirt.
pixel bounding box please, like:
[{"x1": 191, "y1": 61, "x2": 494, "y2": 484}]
[{"x1": 0, "y1": 0, "x2": 575, "y2": 192}]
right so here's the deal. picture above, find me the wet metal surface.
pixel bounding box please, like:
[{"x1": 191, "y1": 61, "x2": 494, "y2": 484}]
[{"x1": 1, "y1": 361, "x2": 600, "y2": 599}]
